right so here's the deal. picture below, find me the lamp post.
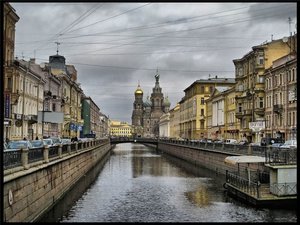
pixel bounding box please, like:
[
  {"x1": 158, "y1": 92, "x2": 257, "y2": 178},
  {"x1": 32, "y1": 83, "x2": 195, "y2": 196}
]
[{"x1": 247, "y1": 89, "x2": 255, "y2": 142}]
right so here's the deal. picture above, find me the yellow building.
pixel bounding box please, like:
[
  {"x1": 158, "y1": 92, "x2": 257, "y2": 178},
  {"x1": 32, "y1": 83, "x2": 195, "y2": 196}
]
[
  {"x1": 110, "y1": 120, "x2": 132, "y2": 137},
  {"x1": 180, "y1": 76, "x2": 235, "y2": 140},
  {"x1": 233, "y1": 37, "x2": 291, "y2": 143},
  {"x1": 206, "y1": 86, "x2": 240, "y2": 140},
  {"x1": 169, "y1": 103, "x2": 180, "y2": 139}
]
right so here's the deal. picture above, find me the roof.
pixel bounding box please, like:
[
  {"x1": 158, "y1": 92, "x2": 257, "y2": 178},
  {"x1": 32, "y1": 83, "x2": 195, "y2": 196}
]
[{"x1": 224, "y1": 156, "x2": 266, "y2": 165}]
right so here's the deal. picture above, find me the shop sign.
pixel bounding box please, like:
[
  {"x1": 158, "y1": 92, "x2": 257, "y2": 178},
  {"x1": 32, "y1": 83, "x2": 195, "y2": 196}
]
[{"x1": 5, "y1": 94, "x2": 10, "y2": 118}]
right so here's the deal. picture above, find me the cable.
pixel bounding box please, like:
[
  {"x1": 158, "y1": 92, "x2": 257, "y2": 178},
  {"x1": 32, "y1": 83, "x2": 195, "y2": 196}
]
[{"x1": 66, "y1": 3, "x2": 152, "y2": 34}]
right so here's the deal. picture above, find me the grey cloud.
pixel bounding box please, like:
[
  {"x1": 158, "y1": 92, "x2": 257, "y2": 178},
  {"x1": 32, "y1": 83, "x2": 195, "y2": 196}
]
[{"x1": 11, "y1": 2, "x2": 297, "y2": 123}]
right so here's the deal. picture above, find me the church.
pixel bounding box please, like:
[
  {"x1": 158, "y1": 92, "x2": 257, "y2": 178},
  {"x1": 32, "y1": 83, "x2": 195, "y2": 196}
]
[{"x1": 131, "y1": 70, "x2": 170, "y2": 138}]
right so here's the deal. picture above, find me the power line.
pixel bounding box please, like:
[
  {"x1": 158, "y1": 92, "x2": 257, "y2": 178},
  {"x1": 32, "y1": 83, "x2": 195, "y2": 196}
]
[
  {"x1": 15, "y1": 55, "x2": 234, "y2": 74},
  {"x1": 66, "y1": 3, "x2": 152, "y2": 34}
]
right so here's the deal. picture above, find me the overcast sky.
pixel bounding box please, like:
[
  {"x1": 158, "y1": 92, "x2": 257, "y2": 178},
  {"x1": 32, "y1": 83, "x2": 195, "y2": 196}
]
[{"x1": 11, "y1": 2, "x2": 297, "y2": 123}]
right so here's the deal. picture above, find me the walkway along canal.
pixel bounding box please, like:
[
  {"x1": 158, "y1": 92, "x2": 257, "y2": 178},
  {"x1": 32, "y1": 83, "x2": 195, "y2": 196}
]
[{"x1": 39, "y1": 143, "x2": 297, "y2": 222}]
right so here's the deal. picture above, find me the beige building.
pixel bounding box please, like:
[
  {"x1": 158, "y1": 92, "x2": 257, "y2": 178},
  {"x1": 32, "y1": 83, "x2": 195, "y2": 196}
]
[
  {"x1": 233, "y1": 37, "x2": 292, "y2": 143},
  {"x1": 8, "y1": 59, "x2": 45, "y2": 140},
  {"x1": 180, "y1": 76, "x2": 235, "y2": 140},
  {"x1": 169, "y1": 103, "x2": 180, "y2": 139},
  {"x1": 3, "y1": 2, "x2": 19, "y2": 140},
  {"x1": 47, "y1": 54, "x2": 84, "y2": 138},
  {"x1": 159, "y1": 112, "x2": 170, "y2": 138},
  {"x1": 264, "y1": 35, "x2": 297, "y2": 141},
  {"x1": 110, "y1": 120, "x2": 132, "y2": 137}
]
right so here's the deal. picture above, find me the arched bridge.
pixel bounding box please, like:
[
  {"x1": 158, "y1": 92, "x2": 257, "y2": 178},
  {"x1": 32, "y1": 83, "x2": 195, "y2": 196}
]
[{"x1": 110, "y1": 137, "x2": 158, "y2": 145}]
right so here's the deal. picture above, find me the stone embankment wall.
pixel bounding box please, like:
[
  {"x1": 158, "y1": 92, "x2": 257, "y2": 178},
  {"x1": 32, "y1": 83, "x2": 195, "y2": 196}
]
[
  {"x1": 157, "y1": 142, "x2": 262, "y2": 176},
  {"x1": 3, "y1": 142, "x2": 111, "y2": 222}
]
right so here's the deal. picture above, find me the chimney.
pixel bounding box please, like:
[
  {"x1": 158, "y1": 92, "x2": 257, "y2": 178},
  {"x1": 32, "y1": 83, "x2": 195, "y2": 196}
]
[{"x1": 29, "y1": 58, "x2": 35, "y2": 64}]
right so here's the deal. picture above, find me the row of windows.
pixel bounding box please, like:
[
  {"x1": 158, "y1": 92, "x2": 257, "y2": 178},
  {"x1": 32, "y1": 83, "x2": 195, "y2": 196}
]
[
  {"x1": 265, "y1": 67, "x2": 297, "y2": 89},
  {"x1": 265, "y1": 112, "x2": 297, "y2": 127}
]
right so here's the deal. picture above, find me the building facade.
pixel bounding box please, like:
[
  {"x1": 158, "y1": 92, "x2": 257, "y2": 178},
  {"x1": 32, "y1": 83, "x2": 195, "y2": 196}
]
[
  {"x1": 110, "y1": 120, "x2": 132, "y2": 137},
  {"x1": 180, "y1": 76, "x2": 235, "y2": 140},
  {"x1": 3, "y1": 2, "x2": 19, "y2": 140},
  {"x1": 233, "y1": 37, "x2": 292, "y2": 143},
  {"x1": 81, "y1": 96, "x2": 101, "y2": 138},
  {"x1": 264, "y1": 37, "x2": 297, "y2": 141},
  {"x1": 169, "y1": 103, "x2": 180, "y2": 139},
  {"x1": 206, "y1": 86, "x2": 240, "y2": 140}
]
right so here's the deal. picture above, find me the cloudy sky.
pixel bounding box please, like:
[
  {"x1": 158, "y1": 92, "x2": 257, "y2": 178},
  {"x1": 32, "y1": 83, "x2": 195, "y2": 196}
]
[{"x1": 11, "y1": 2, "x2": 297, "y2": 123}]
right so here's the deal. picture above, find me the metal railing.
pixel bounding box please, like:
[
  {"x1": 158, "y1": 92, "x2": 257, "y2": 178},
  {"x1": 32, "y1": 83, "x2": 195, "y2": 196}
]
[
  {"x1": 226, "y1": 170, "x2": 260, "y2": 198},
  {"x1": 4, "y1": 139, "x2": 109, "y2": 171},
  {"x1": 159, "y1": 139, "x2": 297, "y2": 165}
]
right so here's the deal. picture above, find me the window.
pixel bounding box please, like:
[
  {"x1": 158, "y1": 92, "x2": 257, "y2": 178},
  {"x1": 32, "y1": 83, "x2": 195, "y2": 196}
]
[
  {"x1": 201, "y1": 97, "x2": 205, "y2": 105},
  {"x1": 201, "y1": 108, "x2": 204, "y2": 116},
  {"x1": 238, "y1": 103, "x2": 242, "y2": 113},
  {"x1": 7, "y1": 77, "x2": 12, "y2": 90},
  {"x1": 210, "y1": 86, "x2": 214, "y2": 93},
  {"x1": 259, "y1": 97, "x2": 263, "y2": 108},
  {"x1": 200, "y1": 121, "x2": 204, "y2": 129},
  {"x1": 201, "y1": 86, "x2": 204, "y2": 94},
  {"x1": 258, "y1": 55, "x2": 264, "y2": 65}
]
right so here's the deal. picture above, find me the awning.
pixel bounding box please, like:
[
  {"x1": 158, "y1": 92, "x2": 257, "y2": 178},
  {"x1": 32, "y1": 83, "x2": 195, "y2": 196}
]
[{"x1": 224, "y1": 156, "x2": 266, "y2": 165}]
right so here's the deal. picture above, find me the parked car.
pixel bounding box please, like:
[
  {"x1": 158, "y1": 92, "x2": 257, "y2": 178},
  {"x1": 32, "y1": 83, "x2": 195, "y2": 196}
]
[
  {"x1": 271, "y1": 143, "x2": 283, "y2": 148},
  {"x1": 6, "y1": 140, "x2": 32, "y2": 151},
  {"x1": 30, "y1": 140, "x2": 44, "y2": 149},
  {"x1": 224, "y1": 139, "x2": 237, "y2": 144},
  {"x1": 261, "y1": 137, "x2": 284, "y2": 146},
  {"x1": 280, "y1": 140, "x2": 297, "y2": 149},
  {"x1": 50, "y1": 137, "x2": 62, "y2": 146},
  {"x1": 42, "y1": 138, "x2": 54, "y2": 147},
  {"x1": 61, "y1": 138, "x2": 71, "y2": 144},
  {"x1": 250, "y1": 142, "x2": 261, "y2": 146},
  {"x1": 237, "y1": 140, "x2": 248, "y2": 145}
]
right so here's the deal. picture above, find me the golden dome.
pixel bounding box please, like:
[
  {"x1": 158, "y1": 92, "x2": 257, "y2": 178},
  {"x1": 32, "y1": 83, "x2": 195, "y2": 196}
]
[{"x1": 135, "y1": 84, "x2": 143, "y2": 95}]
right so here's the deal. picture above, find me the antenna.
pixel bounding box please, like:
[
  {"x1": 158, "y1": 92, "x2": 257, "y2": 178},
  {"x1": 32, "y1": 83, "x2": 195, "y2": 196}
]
[
  {"x1": 288, "y1": 17, "x2": 292, "y2": 36},
  {"x1": 55, "y1": 42, "x2": 61, "y2": 55}
]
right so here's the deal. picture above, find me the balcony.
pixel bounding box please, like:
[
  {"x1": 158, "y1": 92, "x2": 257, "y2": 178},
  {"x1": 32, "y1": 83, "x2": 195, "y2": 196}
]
[
  {"x1": 273, "y1": 104, "x2": 283, "y2": 114},
  {"x1": 200, "y1": 115, "x2": 205, "y2": 121},
  {"x1": 235, "y1": 111, "x2": 243, "y2": 119},
  {"x1": 27, "y1": 115, "x2": 38, "y2": 124},
  {"x1": 243, "y1": 109, "x2": 252, "y2": 116},
  {"x1": 11, "y1": 91, "x2": 20, "y2": 104},
  {"x1": 254, "y1": 107, "x2": 265, "y2": 116}
]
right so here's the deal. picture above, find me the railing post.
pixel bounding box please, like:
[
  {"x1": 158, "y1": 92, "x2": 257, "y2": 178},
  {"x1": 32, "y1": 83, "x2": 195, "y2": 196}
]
[
  {"x1": 43, "y1": 145, "x2": 49, "y2": 163},
  {"x1": 58, "y1": 144, "x2": 62, "y2": 158},
  {"x1": 248, "y1": 144, "x2": 252, "y2": 155},
  {"x1": 75, "y1": 142, "x2": 78, "y2": 152},
  {"x1": 67, "y1": 143, "x2": 71, "y2": 154},
  {"x1": 21, "y1": 148, "x2": 29, "y2": 169},
  {"x1": 256, "y1": 181, "x2": 260, "y2": 198}
]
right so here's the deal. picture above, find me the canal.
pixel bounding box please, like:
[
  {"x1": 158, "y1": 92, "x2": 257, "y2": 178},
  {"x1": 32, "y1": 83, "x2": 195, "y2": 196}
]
[{"x1": 40, "y1": 143, "x2": 297, "y2": 222}]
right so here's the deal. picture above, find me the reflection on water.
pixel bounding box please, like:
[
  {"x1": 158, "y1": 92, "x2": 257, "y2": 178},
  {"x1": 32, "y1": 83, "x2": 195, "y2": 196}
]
[
  {"x1": 185, "y1": 186, "x2": 211, "y2": 207},
  {"x1": 40, "y1": 143, "x2": 297, "y2": 222}
]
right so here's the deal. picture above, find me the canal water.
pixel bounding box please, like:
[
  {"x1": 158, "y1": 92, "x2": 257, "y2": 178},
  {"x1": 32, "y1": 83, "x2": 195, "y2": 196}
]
[{"x1": 40, "y1": 143, "x2": 297, "y2": 222}]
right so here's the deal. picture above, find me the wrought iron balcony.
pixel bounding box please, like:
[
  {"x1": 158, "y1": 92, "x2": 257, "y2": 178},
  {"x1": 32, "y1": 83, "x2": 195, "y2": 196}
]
[{"x1": 273, "y1": 104, "x2": 283, "y2": 114}]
